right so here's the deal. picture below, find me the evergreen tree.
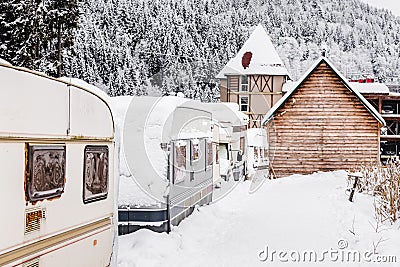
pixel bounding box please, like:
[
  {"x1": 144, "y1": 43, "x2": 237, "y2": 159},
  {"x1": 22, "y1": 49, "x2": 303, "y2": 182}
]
[
  {"x1": 0, "y1": 0, "x2": 79, "y2": 77},
  {"x1": 45, "y1": 0, "x2": 80, "y2": 77}
]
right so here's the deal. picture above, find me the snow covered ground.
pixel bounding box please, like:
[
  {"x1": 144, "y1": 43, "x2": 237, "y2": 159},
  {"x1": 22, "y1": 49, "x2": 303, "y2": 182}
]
[{"x1": 118, "y1": 171, "x2": 400, "y2": 266}]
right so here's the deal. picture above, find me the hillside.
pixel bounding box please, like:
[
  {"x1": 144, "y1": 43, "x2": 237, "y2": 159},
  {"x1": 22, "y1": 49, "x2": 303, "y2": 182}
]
[{"x1": 6, "y1": 0, "x2": 400, "y2": 99}]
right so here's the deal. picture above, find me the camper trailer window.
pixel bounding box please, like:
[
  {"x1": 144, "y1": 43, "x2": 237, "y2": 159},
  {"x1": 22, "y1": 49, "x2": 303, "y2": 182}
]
[
  {"x1": 83, "y1": 146, "x2": 109, "y2": 203},
  {"x1": 215, "y1": 144, "x2": 219, "y2": 164},
  {"x1": 27, "y1": 145, "x2": 66, "y2": 202},
  {"x1": 207, "y1": 140, "x2": 213, "y2": 167},
  {"x1": 174, "y1": 144, "x2": 187, "y2": 184},
  {"x1": 240, "y1": 137, "x2": 245, "y2": 153},
  {"x1": 191, "y1": 140, "x2": 200, "y2": 162},
  {"x1": 254, "y1": 148, "x2": 259, "y2": 162}
]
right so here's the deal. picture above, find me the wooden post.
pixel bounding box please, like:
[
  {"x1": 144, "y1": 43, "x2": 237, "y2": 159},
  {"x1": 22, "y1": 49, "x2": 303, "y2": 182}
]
[
  {"x1": 269, "y1": 162, "x2": 276, "y2": 179},
  {"x1": 271, "y1": 76, "x2": 274, "y2": 107},
  {"x1": 348, "y1": 174, "x2": 361, "y2": 202},
  {"x1": 378, "y1": 122, "x2": 381, "y2": 162},
  {"x1": 378, "y1": 96, "x2": 382, "y2": 113}
]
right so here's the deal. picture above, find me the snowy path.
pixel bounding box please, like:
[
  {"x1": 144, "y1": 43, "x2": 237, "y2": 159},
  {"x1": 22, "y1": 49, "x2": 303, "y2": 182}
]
[{"x1": 118, "y1": 171, "x2": 400, "y2": 266}]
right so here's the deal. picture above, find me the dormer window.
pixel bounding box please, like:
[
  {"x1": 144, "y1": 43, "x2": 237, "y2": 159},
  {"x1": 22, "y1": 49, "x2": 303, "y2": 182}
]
[{"x1": 241, "y1": 76, "x2": 248, "y2": 91}]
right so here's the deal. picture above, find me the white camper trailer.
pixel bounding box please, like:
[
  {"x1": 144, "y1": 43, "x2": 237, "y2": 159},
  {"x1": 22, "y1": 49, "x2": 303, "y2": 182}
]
[
  {"x1": 246, "y1": 128, "x2": 269, "y2": 177},
  {"x1": 204, "y1": 103, "x2": 248, "y2": 182},
  {"x1": 117, "y1": 97, "x2": 213, "y2": 234},
  {"x1": 0, "y1": 63, "x2": 115, "y2": 267}
]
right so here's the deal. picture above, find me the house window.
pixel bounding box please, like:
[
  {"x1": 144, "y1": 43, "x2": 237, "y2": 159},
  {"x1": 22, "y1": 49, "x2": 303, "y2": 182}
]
[
  {"x1": 241, "y1": 76, "x2": 248, "y2": 91},
  {"x1": 240, "y1": 97, "x2": 249, "y2": 112},
  {"x1": 26, "y1": 145, "x2": 66, "y2": 202},
  {"x1": 83, "y1": 146, "x2": 109, "y2": 203}
]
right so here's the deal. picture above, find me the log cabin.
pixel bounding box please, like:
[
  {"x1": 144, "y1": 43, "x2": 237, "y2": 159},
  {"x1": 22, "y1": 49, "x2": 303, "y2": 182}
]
[
  {"x1": 284, "y1": 78, "x2": 400, "y2": 163},
  {"x1": 216, "y1": 24, "x2": 290, "y2": 128},
  {"x1": 351, "y1": 82, "x2": 400, "y2": 162},
  {"x1": 262, "y1": 57, "x2": 385, "y2": 178}
]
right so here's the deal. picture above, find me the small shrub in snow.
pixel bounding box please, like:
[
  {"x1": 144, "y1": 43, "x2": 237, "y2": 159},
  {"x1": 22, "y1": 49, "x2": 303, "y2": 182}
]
[{"x1": 349, "y1": 162, "x2": 400, "y2": 224}]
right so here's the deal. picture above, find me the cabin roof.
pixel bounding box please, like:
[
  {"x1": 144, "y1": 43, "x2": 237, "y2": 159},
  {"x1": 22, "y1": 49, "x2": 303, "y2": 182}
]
[
  {"x1": 216, "y1": 24, "x2": 290, "y2": 79},
  {"x1": 262, "y1": 57, "x2": 386, "y2": 126}
]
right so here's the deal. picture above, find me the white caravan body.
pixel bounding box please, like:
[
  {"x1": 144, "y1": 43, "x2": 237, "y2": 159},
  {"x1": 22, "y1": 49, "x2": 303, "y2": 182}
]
[
  {"x1": 0, "y1": 63, "x2": 115, "y2": 267},
  {"x1": 246, "y1": 128, "x2": 269, "y2": 177},
  {"x1": 204, "y1": 103, "x2": 248, "y2": 182},
  {"x1": 117, "y1": 96, "x2": 213, "y2": 233}
]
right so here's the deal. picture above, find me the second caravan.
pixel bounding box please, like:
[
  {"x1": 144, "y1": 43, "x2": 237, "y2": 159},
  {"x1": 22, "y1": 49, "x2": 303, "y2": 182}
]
[{"x1": 116, "y1": 97, "x2": 214, "y2": 234}]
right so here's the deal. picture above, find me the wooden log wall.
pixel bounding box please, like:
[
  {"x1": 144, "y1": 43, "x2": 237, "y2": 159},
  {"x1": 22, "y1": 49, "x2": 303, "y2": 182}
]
[
  {"x1": 268, "y1": 62, "x2": 380, "y2": 178},
  {"x1": 228, "y1": 76, "x2": 239, "y2": 103},
  {"x1": 227, "y1": 76, "x2": 239, "y2": 91},
  {"x1": 219, "y1": 79, "x2": 228, "y2": 102}
]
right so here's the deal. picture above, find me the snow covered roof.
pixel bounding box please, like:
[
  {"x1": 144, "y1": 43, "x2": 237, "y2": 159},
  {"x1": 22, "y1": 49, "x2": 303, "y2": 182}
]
[
  {"x1": 203, "y1": 102, "x2": 248, "y2": 126},
  {"x1": 247, "y1": 128, "x2": 267, "y2": 147},
  {"x1": 262, "y1": 57, "x2": 385, "y2": 126},
  {"x1": 349, "y1": 82, "x2": 390, "y2": 94},
  {"x1": 282, "y1": 80, "x2": 297, "y2": 93},
  {"x1": 173, "y1": 101, "x2": 213, "y2": 140},
  {"x1": 117, "y1": 96, "x2": 216, "y2": 206},
  {"x1": 216, "y1": 24, "x2": 289, "y2": 79},
  {"x1": 116, "y1": 96, "x2": 190, "y2": 206}
]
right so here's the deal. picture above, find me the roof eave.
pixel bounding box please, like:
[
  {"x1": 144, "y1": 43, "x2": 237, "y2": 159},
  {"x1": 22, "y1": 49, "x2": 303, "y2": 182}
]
[{"x1": 324, "y1": 58, "x2": 386, "y2": 126}]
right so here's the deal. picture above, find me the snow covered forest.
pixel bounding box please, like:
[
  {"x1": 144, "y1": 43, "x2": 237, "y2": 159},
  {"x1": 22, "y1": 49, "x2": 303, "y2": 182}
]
[
  {"x1": 0, "y1": 0, "x2": 79, "y2": 77},
  {"x1": 1, "y1": 0, "x2": 400, "y2": 99}
]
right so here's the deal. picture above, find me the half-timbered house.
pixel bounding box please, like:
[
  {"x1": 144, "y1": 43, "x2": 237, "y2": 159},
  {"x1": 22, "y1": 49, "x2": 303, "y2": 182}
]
[{"x1": 216, "y1": 24, "x2": 290, "y2": 128}]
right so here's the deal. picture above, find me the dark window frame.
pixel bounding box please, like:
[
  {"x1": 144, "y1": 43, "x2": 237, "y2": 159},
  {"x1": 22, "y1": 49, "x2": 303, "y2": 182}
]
[
  {"x1": 83, "y1": 145, "x2": 109, "y2": 204},
  {"x1": 190, "y1": 139, "x2": 200, "y2": 163},
  {"x1": 26, "y1": 145, "x2": 66, "y2": 202}
]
